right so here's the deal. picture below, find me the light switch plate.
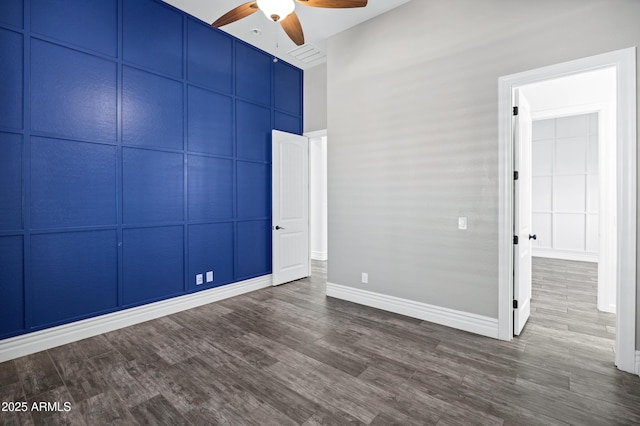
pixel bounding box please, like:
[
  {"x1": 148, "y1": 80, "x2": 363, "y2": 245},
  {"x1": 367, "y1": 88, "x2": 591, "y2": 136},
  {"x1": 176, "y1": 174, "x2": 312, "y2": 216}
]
[
  {"x1": 458, "y1": 217, "x2": 467, "y2": 230},
  {"x1": 206, "y1": 271, "x2": 213, "y2": 283}
]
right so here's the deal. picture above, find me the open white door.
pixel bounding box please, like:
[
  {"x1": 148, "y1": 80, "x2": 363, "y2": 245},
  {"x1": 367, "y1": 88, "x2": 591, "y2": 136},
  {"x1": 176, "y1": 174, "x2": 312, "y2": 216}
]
[
  {"x1": 513, "y1": 89, "x2": 533, "y2": 335},
  {"x1": 272, "y1": 130, "x2": 310, "y2": 286}
]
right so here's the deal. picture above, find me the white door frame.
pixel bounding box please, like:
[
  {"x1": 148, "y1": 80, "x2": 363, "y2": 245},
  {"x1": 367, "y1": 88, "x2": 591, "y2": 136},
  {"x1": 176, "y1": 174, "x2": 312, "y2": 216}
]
[{"x1": 497, "y1": 47, "x2": 637, "y2": 374}]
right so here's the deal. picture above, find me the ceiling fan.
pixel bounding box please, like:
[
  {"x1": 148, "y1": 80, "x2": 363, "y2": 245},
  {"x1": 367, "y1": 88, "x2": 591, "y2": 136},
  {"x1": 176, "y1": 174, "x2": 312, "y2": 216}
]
[{"x1": 212, "y1": 0, "x2": 368, "y2": 46}]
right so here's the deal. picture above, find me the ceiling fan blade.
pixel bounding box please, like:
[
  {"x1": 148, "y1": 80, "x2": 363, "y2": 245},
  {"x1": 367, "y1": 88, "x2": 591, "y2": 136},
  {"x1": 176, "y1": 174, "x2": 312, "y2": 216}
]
[
  {"x1": 295, "y1": 0, "x2": 367, "y2": 8},
  {"x1": 212, "y1": 2, "x2": 259, "y2": 27},
  {"x1": 280, "y1": 12, "x2": 305, "y2": 46}
]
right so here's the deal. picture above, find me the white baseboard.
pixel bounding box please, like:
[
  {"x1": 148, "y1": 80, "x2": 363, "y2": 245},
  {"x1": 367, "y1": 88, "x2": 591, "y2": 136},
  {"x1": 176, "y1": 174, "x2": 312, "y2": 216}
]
[
  {"x1": 636, "y1": 351, "x2": 640, "y2": 376},
  {"x1": 311, "y1": 250, "x2": 328, "y2": 261},
  {"x1": 597, "y1": 303, "x2": 616, "y2": 314},
  {"x1": 0, "y1": 275, "x2": 272, "y2": 363},
  {"x1": 532, "y1": 249, "x2": 598, "y2": 263},
  {"x1": 326, "y1": 282, "x2": 499, "y2": 339}
]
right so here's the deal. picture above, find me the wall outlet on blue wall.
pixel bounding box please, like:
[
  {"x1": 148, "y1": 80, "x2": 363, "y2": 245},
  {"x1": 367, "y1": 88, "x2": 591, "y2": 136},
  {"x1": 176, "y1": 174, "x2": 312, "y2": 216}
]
[{"x1": 196, "y1": 274, "x2": 204, "y2": 285}]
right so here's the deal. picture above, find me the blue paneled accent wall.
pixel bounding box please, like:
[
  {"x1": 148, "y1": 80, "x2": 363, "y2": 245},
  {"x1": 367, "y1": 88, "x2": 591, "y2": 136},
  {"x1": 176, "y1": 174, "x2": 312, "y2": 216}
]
[{"x1": 0, "y1": 0, "x2": 303, "y2": 339}]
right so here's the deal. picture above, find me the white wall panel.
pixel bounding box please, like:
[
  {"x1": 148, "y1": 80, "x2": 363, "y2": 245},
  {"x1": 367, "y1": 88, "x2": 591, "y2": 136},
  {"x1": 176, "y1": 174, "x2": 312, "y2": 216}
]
[
  {"x1": 533, "y1": 177, "x2": 552, "y2": 211},
  {"x1": 554, "y1": 214, "x2": 586, "y2": 251},
  {"x1": 554, "y1": 175, "x2": 586, "y2": 212},
  {"x1": 555, "y1": 137, "x2": 587, "y2": 174},
  {"x1": 532, "y1": 213, "x2": 552, "y2": 248},
  {"x1": 532, "y1": 139, "x2": 554, "y2": 175},
  {"x1": 532, "y1": 119, "x2": 554, "y2": 140},
  {"x1": 532, "y1": 114, "x2": 598, "y2": 261}
]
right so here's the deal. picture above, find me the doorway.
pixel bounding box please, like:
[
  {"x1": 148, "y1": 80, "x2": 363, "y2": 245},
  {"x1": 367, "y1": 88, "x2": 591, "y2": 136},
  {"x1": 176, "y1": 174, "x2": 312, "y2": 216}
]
[
  {"x1": 306, "y1": 129, "x2": 328, "y2": 262},
  {"x1": 521, "y1": 68, "x2": 617, "y2": 315},
  {"x1": 497, "y1": 48, "x2": 637, "y2": 374}
]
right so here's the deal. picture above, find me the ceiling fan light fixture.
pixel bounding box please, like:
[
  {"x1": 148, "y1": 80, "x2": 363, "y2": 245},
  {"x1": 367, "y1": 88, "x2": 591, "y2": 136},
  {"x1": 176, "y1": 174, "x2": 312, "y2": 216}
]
[{"x1": 256, "y1": 0, "x2": 295, "y2": 22}]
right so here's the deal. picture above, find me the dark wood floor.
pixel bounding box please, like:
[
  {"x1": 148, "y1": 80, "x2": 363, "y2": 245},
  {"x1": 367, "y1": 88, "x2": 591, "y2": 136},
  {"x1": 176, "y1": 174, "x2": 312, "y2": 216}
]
[{"x1": 1, "y1": 259, "x2": 639, "y2": 425}]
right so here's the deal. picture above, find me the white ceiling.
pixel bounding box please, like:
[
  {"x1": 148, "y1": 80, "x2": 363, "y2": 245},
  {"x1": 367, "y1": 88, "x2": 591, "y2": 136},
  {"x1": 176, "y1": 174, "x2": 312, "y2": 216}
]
[{"x1": 162, "y1": 0, "x2": 412, "y2": 69}]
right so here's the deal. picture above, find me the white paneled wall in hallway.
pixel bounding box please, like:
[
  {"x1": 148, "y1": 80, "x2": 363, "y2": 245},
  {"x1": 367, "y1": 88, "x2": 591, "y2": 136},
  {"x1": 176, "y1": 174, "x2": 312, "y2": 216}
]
[{"x1": 532, "y1": 113, "x2": 599, "y2": 262}]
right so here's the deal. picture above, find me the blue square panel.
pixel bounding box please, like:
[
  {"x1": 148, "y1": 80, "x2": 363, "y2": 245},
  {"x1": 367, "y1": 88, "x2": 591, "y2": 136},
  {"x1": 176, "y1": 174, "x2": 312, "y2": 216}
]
[
  {"x1": 32, "y1": 0, "x2": 117, "y2": 57},
  {"x1": 31, "y1": 40, "x2": 117, "y2": 142},
  {"x1": 187, "y1": 19, "x2": 232, "y2": 94},
  {"x1": 187, "y1": 86, "x2": 233, "y2": 156},
  {"x1": 0, "y1": 29, "x2": 23, "y2": 130},
  {"x1": 274, "y1": 61, "x2": 302, "y2": 115},
  {"x1": 237, "y1": 220, "x2": 270, "y2": 279},
  {"x1": 123, "y1": 226, "x2": 184, "y2": 305},
  {"x1": 123, "y1": 148, "x2": 184, "y2": 224},
  {"x1": 188, "y1": 155, "x2": 233, "y2": 222},
  {"x1": 0, "y1": 0, "x2": 23, "y2": 28},
  {"x1": 275, "y1": 112, "x2": 302, "y2": 135},
  {"x1": 237, "y1": 161, "x2": 270, "y2": 219},
  {"x1": 236, "y1": 101, "x2": 271, "y2": 162},
  {"x1": 0, "y1": 133, "x2": 22, "y2": 230},
  {"x1": 31, "y1": 230, "x2": 118, "y2": 327},
  {"x1": 235, "y1": 42, "x2": 271, "y2": 105},
  {"x1": 188, "y1": 222, "x2": 233, "y2": 290},
  {"x1": 123, "y1": 0, "x2": 183, "y2": 78},
  {"x1": 123, "y1": 66, "x2": 183, "y2": 150},
  {"x1": 0, "y1": 236, "x2": 24, "y2": 338},
  {"x1": 31, "y1": 137, "x2": 116, "y2": 228}
]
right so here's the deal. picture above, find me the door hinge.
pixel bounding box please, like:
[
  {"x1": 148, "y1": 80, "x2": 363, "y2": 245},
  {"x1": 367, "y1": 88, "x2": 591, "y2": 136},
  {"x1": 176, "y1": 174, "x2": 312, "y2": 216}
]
[
  {"x1": 513, "y1": 106, "x2": 519, "y2": 116},
  {"x1": 513, "y1": 235, "x2": 518, "y2": 244},
  {"x1": 513, "y1": 300, "x2": 518, "y2": 309},
  {"x1": 514, "y1": 171, "x2": 519, "y2": 180}
]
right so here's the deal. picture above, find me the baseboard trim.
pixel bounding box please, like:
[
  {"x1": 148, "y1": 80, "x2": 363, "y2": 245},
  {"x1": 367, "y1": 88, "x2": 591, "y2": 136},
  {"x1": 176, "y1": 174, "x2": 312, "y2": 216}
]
[
  {"x1": 532, "y1": 249, "x2": 598, "y2": 263},
  {"x1": 0, "y1": 275, "x2": 272, "y2": 362},
  {"x1": 636, "y1": 351, "x2": 640, "y2": 376},
  {"x1": 326, "y1": 282, "x2": 499, "y2": 339},
  {"x1": 311, "y1": 250, "x2": 328, "y2": 261},
  {"x1": 597, "y1": 303, "x2": 616, "y2": 314}
]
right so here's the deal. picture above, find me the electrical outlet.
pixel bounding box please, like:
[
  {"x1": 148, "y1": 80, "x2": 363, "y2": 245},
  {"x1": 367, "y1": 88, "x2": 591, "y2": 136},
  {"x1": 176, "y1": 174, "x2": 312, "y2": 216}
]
[
  {"x1": 361, "y1": 272, "x2": 368, "y2": 284},
  {"x1": 196, "y1": 274, "x2": 203, "y2": 285},
  {"x1": 458, "y1": 216, "x2": 467, "y2": 230},
  {"x1": 206, "y1": 271, "x2": 213, "y2": 283}
]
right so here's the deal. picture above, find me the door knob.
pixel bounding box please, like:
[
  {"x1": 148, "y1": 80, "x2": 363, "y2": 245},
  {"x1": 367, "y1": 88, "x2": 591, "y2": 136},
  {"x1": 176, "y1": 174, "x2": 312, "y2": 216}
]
[
  {"x1": 275, "y1": 225, "x2": 284, "y2": 230},
  {"x1": 529, "y1": 234, "x2": 537, "y2": 240}
]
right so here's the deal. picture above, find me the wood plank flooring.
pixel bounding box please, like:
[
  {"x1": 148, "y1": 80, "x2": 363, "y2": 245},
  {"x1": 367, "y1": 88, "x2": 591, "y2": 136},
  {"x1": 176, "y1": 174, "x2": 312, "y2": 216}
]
[{"x1": 1, "y1": 259, "x2": 639, "y2": 425}]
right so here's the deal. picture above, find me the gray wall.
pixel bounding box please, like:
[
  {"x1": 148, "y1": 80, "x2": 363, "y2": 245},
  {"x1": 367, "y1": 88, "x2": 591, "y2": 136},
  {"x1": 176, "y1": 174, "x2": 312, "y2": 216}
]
[
  {"x1": 304, "y1": 63, "x2": 327, "y2": 133},
  {"x1": 327, "y1": 0, "x2": 640, "y2": 344}
]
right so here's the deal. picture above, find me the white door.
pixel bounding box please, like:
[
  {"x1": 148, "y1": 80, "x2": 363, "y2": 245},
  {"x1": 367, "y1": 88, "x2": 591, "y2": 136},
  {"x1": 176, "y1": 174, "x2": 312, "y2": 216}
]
[
  {"x1": 272, "y1": 130, "x2": 310, "y2": 286},
  {"x1": 513, "y1": 89, "x2": 533, "y2": 335}
]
